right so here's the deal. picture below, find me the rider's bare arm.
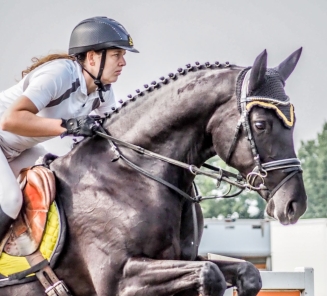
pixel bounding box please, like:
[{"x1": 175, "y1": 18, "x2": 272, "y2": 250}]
[{"x1": 0, "y1": 95, "x2": 65, "y2": 137}]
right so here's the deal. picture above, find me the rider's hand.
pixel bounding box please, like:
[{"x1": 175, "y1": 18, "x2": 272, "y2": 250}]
[{"x1": 60, "y1": 115, "x2": 101, "y2": 138}]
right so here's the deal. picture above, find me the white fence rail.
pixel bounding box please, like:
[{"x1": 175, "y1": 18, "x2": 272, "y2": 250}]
[{"x1": 223, "y1": 267, "x2": 314, "y2": 296}]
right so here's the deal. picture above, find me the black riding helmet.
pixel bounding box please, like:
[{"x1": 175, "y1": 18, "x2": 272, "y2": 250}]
[
  {"x1": 69, "y1": 16, "x2": 139, "y2": 54},
  {"x1": 69, "y1": 17, "x2": 139, "y2": 101}
]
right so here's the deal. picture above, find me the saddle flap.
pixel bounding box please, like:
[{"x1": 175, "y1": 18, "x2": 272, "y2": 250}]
[{"x1": 3, "y1": 166, "x2": 56, "y2": 257}]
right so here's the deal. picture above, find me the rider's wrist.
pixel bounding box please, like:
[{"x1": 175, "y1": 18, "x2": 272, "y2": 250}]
[
  {"x1": 60, "y1": 118, "x2": 67, "y2": 128},
  {"x1": 60, "y1": 119, "x2": 68, "y2": 138}
]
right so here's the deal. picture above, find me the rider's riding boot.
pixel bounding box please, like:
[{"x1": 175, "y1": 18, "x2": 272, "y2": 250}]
[{"x1": 0, "y1": 206, "x2": 14, "y2": 243}]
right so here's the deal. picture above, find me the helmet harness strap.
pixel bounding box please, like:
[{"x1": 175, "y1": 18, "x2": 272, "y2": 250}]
[{"x1": 78, "y1": 49, "x2": 107, "y2": 102}]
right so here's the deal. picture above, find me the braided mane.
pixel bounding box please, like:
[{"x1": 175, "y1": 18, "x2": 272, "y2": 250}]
[{"x1": 105, "y1": 61, "x2": 233, "y2": 119}]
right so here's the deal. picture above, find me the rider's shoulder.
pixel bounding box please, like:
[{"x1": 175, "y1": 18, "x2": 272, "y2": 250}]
[
  {"x1": 40, "y1": 59, "x2": 76, "y2": 74},
  {"x1": 28, "y1": 59, "x2": 78, "y2": 85}
]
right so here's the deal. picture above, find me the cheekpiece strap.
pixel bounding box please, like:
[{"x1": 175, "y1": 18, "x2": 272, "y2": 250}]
[{"x1": 238, "y1": 69, "x2": 263, "y2": 170}]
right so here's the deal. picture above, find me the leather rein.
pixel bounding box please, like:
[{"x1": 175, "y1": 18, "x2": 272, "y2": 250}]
[
  {"x1": 95, "y1": 129, "x2": 248, "y2": 201},
  {"x1": 96, "y1": 69, "x2": 302, "y2": 204},
  {"x1": 95, "y1": 128, "x2": 245, "y2": 260}
]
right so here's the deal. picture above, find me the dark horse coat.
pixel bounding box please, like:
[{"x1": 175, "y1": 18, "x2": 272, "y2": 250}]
[{"x1": 3, "y1": 49, "x2": 307, "y2": 296}]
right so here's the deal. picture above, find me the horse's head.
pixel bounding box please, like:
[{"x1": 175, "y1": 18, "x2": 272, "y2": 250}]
[
  {"x1": 211, "y1": 49, "x2": 307, "y2": 225},
  {"x1": 102, "y1": 47, "x2": 306, "y2": 224}
]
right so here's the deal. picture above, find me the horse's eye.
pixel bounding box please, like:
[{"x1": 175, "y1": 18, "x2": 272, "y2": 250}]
[{"x1": 254, "y1": 121, "x2": 266, "y2": 130}]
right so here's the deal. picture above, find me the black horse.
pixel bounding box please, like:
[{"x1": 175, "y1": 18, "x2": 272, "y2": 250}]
[{"x1": 3, "y1": 49, "x2": 307, "y2": 296}]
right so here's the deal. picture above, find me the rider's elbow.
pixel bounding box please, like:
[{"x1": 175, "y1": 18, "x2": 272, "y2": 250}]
[{"x1": 0, "y1": 113, "x2": 14, "y2": 131}]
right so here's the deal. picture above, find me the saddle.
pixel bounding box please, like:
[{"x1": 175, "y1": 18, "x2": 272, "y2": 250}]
[
  {"x1": 0, "y1": 166, "x2": 56, "y2": 256},
  {"x1": 0, "y1": 163, "x2": 69, "y2": 294}
]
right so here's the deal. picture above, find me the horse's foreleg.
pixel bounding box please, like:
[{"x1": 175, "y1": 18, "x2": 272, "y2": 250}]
[
  {"x1": 119, "y1": 257, "x2": 226, "y2": 296},
  {"x1": 197, "y1": 256, "x2": 262, "y2": 296}
]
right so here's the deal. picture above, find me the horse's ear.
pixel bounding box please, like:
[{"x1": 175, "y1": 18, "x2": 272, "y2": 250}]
[
  {"x1": 248, "y1": 49, "x2": 267, "y2": 94},
  {"x1": 274, "y1": 47, "x2": 302, "y2": 81}
]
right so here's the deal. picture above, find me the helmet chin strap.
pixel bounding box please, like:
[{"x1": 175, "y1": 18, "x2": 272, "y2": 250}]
[{"x1": 79, "y1": 49, "x2": 107, "y2": 102}]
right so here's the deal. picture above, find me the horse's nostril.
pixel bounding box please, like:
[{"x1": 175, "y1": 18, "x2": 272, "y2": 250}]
[
  {"x1": 288, "y1": 202, "x2": 295, "y2": 216},
  {"x1": 287, "y1": 201, "x2": 300, "y2": 224}
]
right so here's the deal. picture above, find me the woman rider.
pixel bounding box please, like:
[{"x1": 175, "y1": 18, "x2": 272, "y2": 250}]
[{"x1": 0, "y1": 16, "x2": 139, "y2": 243}]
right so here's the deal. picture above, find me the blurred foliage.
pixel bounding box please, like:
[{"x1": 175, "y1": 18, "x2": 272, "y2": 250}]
[
  {"x1": 195, "y1": 157, "x2": 266, "y2": 219},
  {"x1": 298, "y1": 122, "x2": 327, "y2": 218},
  {"x1": 196, "y1": 122, "x2": 327, "y2": 219}
]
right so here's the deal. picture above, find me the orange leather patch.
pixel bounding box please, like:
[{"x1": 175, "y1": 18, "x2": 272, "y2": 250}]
[
  {"x1": 233, "y1": 290, "x2": 300, "y2": 296},
  {"x1": 3, "y1": 166, "x2": 56, "y2": 256}
]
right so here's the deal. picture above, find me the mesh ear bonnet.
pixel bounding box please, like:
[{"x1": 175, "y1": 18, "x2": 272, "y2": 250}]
[{"x1": 236, "y1": 68, "x2": 295, "y2": 128}]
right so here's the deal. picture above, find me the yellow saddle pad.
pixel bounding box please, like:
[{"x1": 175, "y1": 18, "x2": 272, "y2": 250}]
[{"x1": 0, "y1": 202, "x2": 61, "y2": 277}]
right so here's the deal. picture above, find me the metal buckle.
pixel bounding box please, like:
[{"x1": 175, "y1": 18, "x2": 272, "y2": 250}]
[
  {"x1": 246, "y1": 169, "x2": 267, "y2": 191},
  {"x1": 45, "y1": 280, "x2": 70, "y2": 296},
  {"x1": 188, "y1": 165, "x2": 198, "y2": 175}
]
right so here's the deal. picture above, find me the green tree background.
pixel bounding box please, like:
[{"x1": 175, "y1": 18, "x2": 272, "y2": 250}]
[
  {"x1": 298, "y1": 122, "x2": 327, "y2": 218},
  {"x1": 196, "y1": 122, "x2": 327, "y2": 219},
  {"x1": 195, "y1": 157, "x2": 266, "y2": 219}
]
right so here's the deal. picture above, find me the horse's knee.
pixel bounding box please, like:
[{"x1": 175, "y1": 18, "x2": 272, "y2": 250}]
[
  {"x1": 200, "y1": 261, "x2": 227, "y2": 296},
  {"x1": 236, "y1": 262, "x2": 262, "y2": 296}
]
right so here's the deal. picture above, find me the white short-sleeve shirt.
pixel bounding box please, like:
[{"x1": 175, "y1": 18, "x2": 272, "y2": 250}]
[{"x1": 0, "y1": 59, "x2": 118, "y2": 157}]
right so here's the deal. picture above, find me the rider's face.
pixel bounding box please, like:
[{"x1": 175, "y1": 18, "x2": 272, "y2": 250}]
[{"x1": 96, "y1": 49, "x2": 127, "y2": 85}]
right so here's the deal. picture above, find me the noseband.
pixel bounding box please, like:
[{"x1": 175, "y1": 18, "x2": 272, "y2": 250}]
[{"x1": 225, "y1": 69, "x2": 302, "y2": 201}]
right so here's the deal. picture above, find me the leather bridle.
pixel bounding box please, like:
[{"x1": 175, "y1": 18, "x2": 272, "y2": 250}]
[
  {"x1": 96, "y1": 68, "x2": 302, "y2": 202},
  {"x1": 225, "y1": 69, "x2": 302, "y2": 201},
  {"x1": 94, "y1": 68, "x2": 302, "y2": 259}
]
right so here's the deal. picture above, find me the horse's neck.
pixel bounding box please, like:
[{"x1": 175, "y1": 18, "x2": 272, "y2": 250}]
[{"x1": 105, "y1": 67, "x2": 238, "y2": 166}]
